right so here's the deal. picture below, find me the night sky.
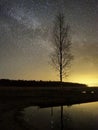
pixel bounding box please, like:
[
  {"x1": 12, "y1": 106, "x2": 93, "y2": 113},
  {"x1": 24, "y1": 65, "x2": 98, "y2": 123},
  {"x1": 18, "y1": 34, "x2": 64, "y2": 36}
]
[{"x1": 0, "y1": 0, "x2": 98, "y2": 86}]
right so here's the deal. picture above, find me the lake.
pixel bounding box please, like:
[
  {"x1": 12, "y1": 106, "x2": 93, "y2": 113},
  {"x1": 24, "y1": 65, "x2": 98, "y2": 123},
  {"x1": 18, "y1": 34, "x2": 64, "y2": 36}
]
[
  {"x1": 22, "y1": 102, "x2": 98, "y2": 130},
  {"x1": 0, "y1": 101, "x2": 98, "y2": 130}
]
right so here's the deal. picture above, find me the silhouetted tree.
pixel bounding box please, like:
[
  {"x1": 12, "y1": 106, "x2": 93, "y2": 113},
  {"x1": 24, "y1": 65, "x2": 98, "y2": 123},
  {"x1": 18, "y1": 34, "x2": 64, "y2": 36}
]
[{"x1": 50, "y1": 12, "x2": 73, "y2": 82}]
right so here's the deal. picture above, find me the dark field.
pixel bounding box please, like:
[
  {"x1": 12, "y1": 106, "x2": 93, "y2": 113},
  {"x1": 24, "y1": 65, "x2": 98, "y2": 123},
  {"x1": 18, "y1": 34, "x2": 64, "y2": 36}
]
[{"x1": 0, "y1": 84, "x2": 98, "y2": 107}]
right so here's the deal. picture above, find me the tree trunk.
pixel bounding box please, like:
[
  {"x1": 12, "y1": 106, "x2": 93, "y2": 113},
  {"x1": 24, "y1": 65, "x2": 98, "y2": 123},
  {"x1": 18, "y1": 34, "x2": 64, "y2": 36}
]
[
  {"x1": 60, "y1": 16, "x2": 62, "y2": 82},
  {"x1": 60, "y1": 64, "x2": 62, "y2": 82}
]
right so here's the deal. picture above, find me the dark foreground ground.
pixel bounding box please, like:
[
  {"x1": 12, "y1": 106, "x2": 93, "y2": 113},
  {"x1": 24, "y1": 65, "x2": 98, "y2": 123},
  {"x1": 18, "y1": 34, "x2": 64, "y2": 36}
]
[
  {"x1": 0, "y1": 84, "x2": 98, "y2": 107},
  {"x1": 1, "y1": 79, "x2": 98, "y2": 106}
]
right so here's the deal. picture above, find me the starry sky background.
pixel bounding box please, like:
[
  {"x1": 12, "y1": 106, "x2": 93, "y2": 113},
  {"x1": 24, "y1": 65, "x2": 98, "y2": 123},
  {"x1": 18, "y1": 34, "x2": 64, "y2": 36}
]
[{"x1": 0, "y1": 0, "x2": 98, "y2": 86}]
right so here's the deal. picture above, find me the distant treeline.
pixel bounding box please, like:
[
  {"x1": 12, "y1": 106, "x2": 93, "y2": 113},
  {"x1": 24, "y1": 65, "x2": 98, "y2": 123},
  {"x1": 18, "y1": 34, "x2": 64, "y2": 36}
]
[{"x1": 0, "y1": 79, "x2": 87, "y2": 88}]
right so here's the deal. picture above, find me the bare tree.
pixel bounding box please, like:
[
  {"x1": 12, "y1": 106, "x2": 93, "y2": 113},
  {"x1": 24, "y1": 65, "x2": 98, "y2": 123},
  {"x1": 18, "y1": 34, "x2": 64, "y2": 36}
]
[{"x1": 50, "y1": 12, "x2": 73, "y2": 82}]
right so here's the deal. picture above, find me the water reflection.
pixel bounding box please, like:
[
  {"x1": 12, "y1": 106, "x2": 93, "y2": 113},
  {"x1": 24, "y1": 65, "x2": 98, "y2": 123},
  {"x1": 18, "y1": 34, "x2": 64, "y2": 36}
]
[
  {"x1": 51, "y1": 107, "x2": 54, "y2": 129},
  {"x1": 61, "y1": 106, "x2": 63, "y2": 130},
  {"x1": 23, "y1": 102, "x2": 98, "y2": 130},
  {"x1": 23, "y1": 106, "x2": 70, "y2": 130},
  {"x1": 0, "y1": 100, "x2": 98, "y2": 130},
  {"x1": 50, "y1": 106, "x2": 64, "y2": 130}
]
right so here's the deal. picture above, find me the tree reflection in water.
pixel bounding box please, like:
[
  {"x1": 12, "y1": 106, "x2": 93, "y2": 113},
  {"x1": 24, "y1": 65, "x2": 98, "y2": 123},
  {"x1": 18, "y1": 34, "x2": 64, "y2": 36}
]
[
  {"x1": 50, "y1": 106, "x2": 64, "y2": 130},
  {"x1": 61, "y1": 106, "x2": 64, "y2": 130},
  {"x1": 51, "y1": 107, "x2": 54, "y2": 129}
]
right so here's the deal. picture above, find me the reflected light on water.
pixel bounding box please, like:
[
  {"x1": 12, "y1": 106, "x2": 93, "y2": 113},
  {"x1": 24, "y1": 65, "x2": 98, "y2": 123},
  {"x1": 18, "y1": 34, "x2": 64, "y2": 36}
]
[{"x1": 23, "y1": 102, "x2": 98, "y2": 130}]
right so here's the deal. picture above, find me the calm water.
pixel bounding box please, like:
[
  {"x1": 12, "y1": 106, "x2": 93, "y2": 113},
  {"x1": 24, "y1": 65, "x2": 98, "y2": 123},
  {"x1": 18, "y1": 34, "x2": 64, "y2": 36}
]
[{"x1": 22, "y1": 102, "x2": 98, "y2": 130}]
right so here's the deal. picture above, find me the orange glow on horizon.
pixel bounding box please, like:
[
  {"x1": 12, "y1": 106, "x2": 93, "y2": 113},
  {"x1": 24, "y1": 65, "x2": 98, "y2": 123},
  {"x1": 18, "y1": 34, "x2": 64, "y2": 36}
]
[
  {"x1": 14, "y1": 67, "x2": 98, "y2": 87},
  {"x1": 68, "y1": 75, "x2": 98, "y2": 86}
]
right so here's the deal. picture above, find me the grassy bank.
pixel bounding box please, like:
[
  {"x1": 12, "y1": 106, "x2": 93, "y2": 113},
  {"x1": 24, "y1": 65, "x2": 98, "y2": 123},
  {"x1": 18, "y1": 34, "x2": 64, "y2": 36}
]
[
  {"x1": 0, "y1": 79, "x2": 98, "y2": 107},
  {"x1": 0, "y1": 86, "x2": 98, "y2": 107}
]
